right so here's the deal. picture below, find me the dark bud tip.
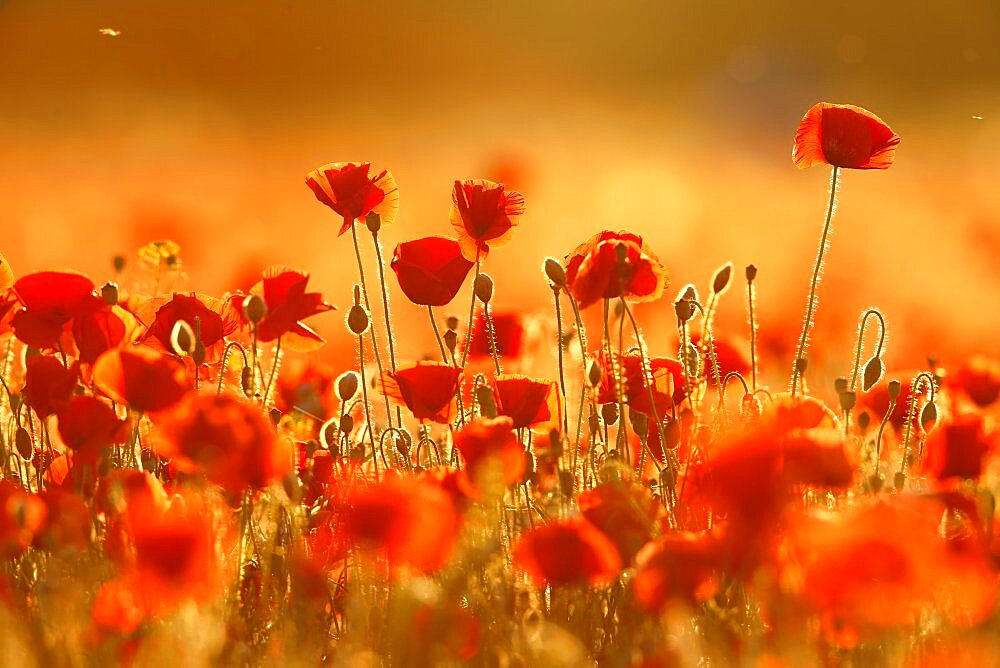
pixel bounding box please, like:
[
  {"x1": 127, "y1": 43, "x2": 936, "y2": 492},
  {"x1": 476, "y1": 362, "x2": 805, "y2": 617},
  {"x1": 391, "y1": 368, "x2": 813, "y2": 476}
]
[
  {"x1": 745, "y1": 264, "x2": 757, "y2": 282},
  {"x1": 887, "y1": 379, "x2": 902, "y2": 401},
  {"x1": 101, "y1": 282, "x2": 119, "y2": 306},
  {"x1": 543, "y1": 258, "x2": 567, "y2": 288},
  {"x1": 336, "y1": 371, "x2": 360, "y2": 402},
  {"x1": 365, "y1": 211, "x2": 382, "y2": 233},
  {"x1": 474, "y1": 273, "x2": 494, "y2": 303},
  {"x1": 242, "y1": 295, "x2": 267, "y2": 325},
  {"x1": 712, "y1": 262, "x2": 733, "y2": 294}
]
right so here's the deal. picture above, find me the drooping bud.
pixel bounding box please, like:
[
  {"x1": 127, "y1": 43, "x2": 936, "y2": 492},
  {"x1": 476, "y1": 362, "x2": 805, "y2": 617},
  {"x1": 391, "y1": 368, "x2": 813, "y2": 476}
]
[
  {"x1": 337, "y1": 371, "x2": 360, "y2": 402},
  {"x1": 348, "y1": 304, "x2": 370, "y2": 335},
  {"x1": 862, "y1": 357, "x2": 884, "y2": 392},
  {"x1": 920, "y1": 402, "x2": 938, "y2": 431},
  {"x1": 674, "y1": 300, "x2": 695, "y2": 323},
  {"x1": 712, "y1": 262, "x2": 733, "y2": 295},
  {"x1": 15, "y1": 427, "x2": 32, "y2": 460},
  {"x1": 170, "y1": 320, "x2": 196, "y2": 357},
  {"x1": 601, "y1": 402, "x2": 619, "y2": 426},
  {"x1": 241, "y1": 366, "x2": 254, "y2": 396},
  {"x1": 587, "y1": 358, "x2": 603, "y2": 388},
  {"x1": 543, "y1": 258, "x2": 567, "y2": 288},
  {"x1": 474, "y1": 273, "x2": 494, "y2": 303},
  {"x1": 101, "y1": 282, "x2": 119, "y2": 306},
  {"x1": 475, "y1": 385, "x2": 497, "y2": 418},
  {"x1": 242, "y1": 294, "x2": 267, "y2": 324},
  {"x1": 320, "y1": 417, "x2": 338, "y2": 450}
]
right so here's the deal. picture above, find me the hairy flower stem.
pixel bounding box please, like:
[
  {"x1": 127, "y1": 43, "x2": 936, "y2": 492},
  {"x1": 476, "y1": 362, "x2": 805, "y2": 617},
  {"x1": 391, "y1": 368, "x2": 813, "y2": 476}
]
[
  {"x1": 898, "y1": 372, "x2": 937, "y2": 475},
  {"x1": 350, "y1": 222, "x2": 393, "y2": 430},
  {"x1": 620, "y1": 300, "x2": 666, "y2": 476},
  {"x1": 566, "y1": 293, "x2": 589, "y2": 484},
  {"x1": 872, "y1": 396, "x2": 896, "y2": 482},
  {"x1": 216, "y1": 341, "x2": 250, "y2": 396},
  {"x1": 262, "y1": 337, "x2": 283, "y2": 408},
  {"x1": 484, "y1": 304, "x2": 503, "y2": 376},
  {"x1": 746, "y1": 274, "x2": 758, "y2": 392},
  {"x1": 551, "y1": 287, "x2": 570, "y2": 438},
  {"x1": 370, "y1": 230, "x2": 402, "y2": 428},
  {"x1": 428, "y1": 306, "x2": 449, "y2": 363},
  {"x1": 355, "y1": 331, "x2": 380, "y2": 480},
  {"x1": 848, "y1": 309, "x2": 887, "y2": 392},
  {"x1": 460, "y1": 255, "x2": 482, "y2": 369},
  {"x1": 790, "y1": 165, "x2": 840, "y2": 396},
  {"x1": 604, "y1": 299, "x2": 628, "y2": 462}
]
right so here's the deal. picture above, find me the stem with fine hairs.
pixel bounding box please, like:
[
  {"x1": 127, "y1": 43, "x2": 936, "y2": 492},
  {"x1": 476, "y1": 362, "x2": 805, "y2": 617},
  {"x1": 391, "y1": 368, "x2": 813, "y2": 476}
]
[
  {"x1": 350, "y1": 222, "x2": 392, "y2": 430},
  {"x1": 460, "y1": 253, "x2": 482, "y2": 369},
  {"x1": 370, "y1": 229, "x2": 402, "y2": 427},
  {"x1": 848, "y1": 308, "x2": 887, "y2": 392},
  {"x1": 790, "y1": 165, "x2": 840, "y2": 396},
  {"x1": 428, "y1": 305, "x2": 448, "y2": 363}
]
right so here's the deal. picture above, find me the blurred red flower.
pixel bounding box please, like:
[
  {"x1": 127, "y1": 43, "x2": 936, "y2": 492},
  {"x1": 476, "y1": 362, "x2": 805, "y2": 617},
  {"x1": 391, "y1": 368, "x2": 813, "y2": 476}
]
[
  {"x1": 11, "y1": 271, "x2": 94, "y2": 348},
  {"x1": 56, "y1": 395, "x2": 124, "y2": 459},
  {"x1": 514, "y1": 518, "x2": 621, "y2": 587},
  {"x1": 93, "y1": 347, "x2": 191, "y2": 413},
  {"x1": 492, "y1": 374, "x2": 561, "y2": 430},
  {"x1": 0, "y1": 481, "x2": 46, "y2": 559},
  {"x1": 578, "y1": 480, "x2": 662, "y2": 563},
  {"x1": 306, "y1": 162, "x2": 399, "y2": 235},
  {"x1": 390, "y1": 236, "x2": 474, "y2": 307},
  {"x1": 450, "y1": 179, "x2": 525, "y2": 260},
  {"x1": 564, "y1": 231, "x2": 667, "y2": 308},
  {"x1": 453, "y1": 416, "x2": 526, "y2": 486},
  {"x1": 633, "y1": 532, "x2": 719, "y2": 611},
  {"x1": 138, "y1": 292, "x2": 240, "y2": 363},
  {"x1": 34, "y1": 489, "x2": 91, "y2": 551},
  {"x1": 233, "y1": 267, "x2": 334, "y2": 347},
  {"x1": 378, "y1": 361, "x2": 460, "y2": 424},
  {"x1": 952, "y1": 355, "x2": 1000, "y2": 408},
  {"x1": 792, "y1": 103, "x2": 900, "y2": 170},
  {"x1": 23, "y1": 354, "x2": 77, "y2": 419},
  {"x1": 468, "y1": 311, "x2": 525, "y2": 360},
  {"x1": 919, "y1": 414, "x2": 995, "y2": 481},
  {"x1": 595, "y1": 349, "x2": 686, "y2": 418}
]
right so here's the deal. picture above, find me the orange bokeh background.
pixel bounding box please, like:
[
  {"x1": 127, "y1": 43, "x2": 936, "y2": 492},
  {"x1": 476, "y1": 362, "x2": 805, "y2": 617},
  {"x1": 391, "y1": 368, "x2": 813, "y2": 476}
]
[{"x1": 2, "y1": 1, "x2": 998, "y2": 383}]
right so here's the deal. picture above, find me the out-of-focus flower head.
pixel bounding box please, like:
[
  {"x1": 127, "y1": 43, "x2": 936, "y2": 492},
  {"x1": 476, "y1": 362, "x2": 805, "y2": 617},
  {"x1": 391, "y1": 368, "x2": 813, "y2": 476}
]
[
  {"x1": 306, "y1": 162, "x2": 399, "y2": 235},
  {"x1": 491, "y1": 374, "x2": 561, "y2": 431},
  {"x1": 578, "y1": 479, "x2": 662, "y2": 563},
  {"x1": 564, "y1": 231, "x2": 667, "y2": 309},
  {"x1": 792, "y1": 102, "x2": 900, "y2": 170},
  {"x1": 919, "y1": 413, "x2": 995, "y2": 482},
  {"x1": 633, "y1": 532, "x2": 720, "y2": 611},
  {"x1": 453, "y1": 416, "x2": 526, "y2": 487},
  {"x1": 514, "y1": 518, "x2": 621, "y2": 587},
  {"x1": 450, "y1": 179, "x2": 525, "y2": 260},
  {"x1": 93, "y1": 347, "x2": 191, "y2": 413},
  {"x1": 952, "y1": 355, "x2": 1000, "y2": 408},
  {"x1": 594, "y1": 349, "x2": 686, "y2": 418},
  {"x1": 378, "y1": 361, "x2": 460, "y2": 424}
]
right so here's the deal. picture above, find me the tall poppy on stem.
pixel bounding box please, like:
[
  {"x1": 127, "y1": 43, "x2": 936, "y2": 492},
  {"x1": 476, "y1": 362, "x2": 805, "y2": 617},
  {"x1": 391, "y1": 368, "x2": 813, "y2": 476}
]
[
  {"x1": 390, "y1": 236, "x2": 474, "y2": 307},
  {"x1": 564, "y1": 231, "x2": 667, "y2": 309},
  {"x1": 789, "y1": 103, "x2": 899, "y2": 396},
  {"x1": 378, "y1": 361, "x2": 461, "y2": 424},
  {"x1": 450, "y1": 179, "x2": 525, "y2": 262}
]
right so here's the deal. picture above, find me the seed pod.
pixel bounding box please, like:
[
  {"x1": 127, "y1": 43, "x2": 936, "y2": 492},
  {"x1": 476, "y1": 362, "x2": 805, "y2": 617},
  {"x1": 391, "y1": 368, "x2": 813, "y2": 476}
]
[
  {"x1": 365, "y1": 211, "x2": 381, "y2": 233},
  {"x1": 112, "y1": 254, "x2": 126, "y2": 273},
  {"x1": 887, "y1": 379, "x2": 902, "y2": 401},
  {"x1": 339, "y1": 414, "x2": 355, "y2": 434},
  {"x1": 712, "y1": 262, "x2": 733, "y2": 295},
  {"x1": 348, "y1": 304, "x2": 370, "y2": 335},
  {"x1": 601, "y1": 402, "x2": 619, "y2": 426},
  {"x1": 320, "y1": 417, "x2": 338, "y2": 450},
  {"x1": 443, "y1": 329, "x2": 458, "y2": 353},
  {"x1": 475, "y1": 385, "x2": 497, "y2": 418},
  {"x1": 337, "y1": 371, "x2": 360, "y2": 402},
  {"x1": 101, "y1": 282, "x2": 119, "y2": 306},
  {"x1": 628, "y1": 409, "x2": 648, "y2": 439},
  {"x1": 862, "y1": 357, "x2": 884, "y2": 392},
  {"x1": 834, "y1": 377, "x2": 848, "y2": 395},
  {"x1": 170, "y1": 320, "x2": 196, "y2": 356},
  {"x1": 543, "y1": 258, "x2": 567, "y2": 288},
  {"x1": 614, "y1": 243, "x2": 629, "y2": 264},
  {"x1": 745, "y1": 264, "x2": 758, "y2": 282},
  {"x1": 838, "y1": 390, "x2": 856, "y2": 412},
  {"x1": 446, "y1": 316, "x2": 459, "y2": 330},
  {"x1": 587, "y1": 358, "x2": 603, "y2": 388},
  {"x1": 474, "y1": 273, "x2": 494, "y2": 303},
  {"x1": 241, "y1": 366, "x2": 254, "y2": 396},
  {"x1": 674, "y1": 299, "x2": 695, "y2": 323},
  {"x1": 920, "y1": 402, "x2": 938, "y2": 430},
  {"x1": 191, "y1": 341, "x2": 207, "y2": 367},
  {"x1": 242, "y1": 294, "x2": 267, "y2": 324},
  {"x1": 15, "y1": 427, "x2": 32, "y2": 460}
]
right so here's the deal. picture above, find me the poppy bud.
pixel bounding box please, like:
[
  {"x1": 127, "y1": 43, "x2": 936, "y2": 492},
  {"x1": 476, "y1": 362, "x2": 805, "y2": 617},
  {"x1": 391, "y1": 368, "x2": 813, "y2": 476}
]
[
  {"x1": 101, "y1": 282, "x2": 119, "y2": 306},
  {"x1": 241, "y1": 366, "x2": 254, "y2": 396},
  {"x1": 834, "y1": 377, "x2": 848, "y2": 395},
  {"x1": 475, "y1": 385, "x2": 497, "y2": 419},
  {"x1": 629, "y1": 408, "x2": 648, "y2": 439},
  {"x1": 337, "y1": 371, "x2": 360, "y2": 402},
  {"x1": 15, "y1": 427, "x2": 32, "y2": 460},
  {"x1": 863, "y1": 357, "x2": 884, "y2": 392},
  {"x1": 242, "y1": 294, "x2": 267, "y2": 324},
  {"x1": 588, "y1": 407, "x2": 600, "y2": 435},
  {"x1": 475, "y1": 273, "x2": 494, "y2": 303},
  {"x1": 446, "y1": 316, "x2": 459, "y2": 330},
  {"x1": 712, "y1": 262, "x2": 733, "y2": 295},
  {"x1": 674, "y1": 300, "x2": 695, "y2": 323},
  {"x1": 920, "y1": 402, "x2": 938, "y2": 430},
  {"x1": 395, "y1": 431, "x2": 412, "y2": 457},
  {"x1": 838, "y1": 390, "x2": 856, "y2": 412},
  {"x1": 320, "y1": 417, "x2": 338, "y2": 450},
  {"x1": 339, "y1": 414, "x2": 354, "y2": 434},
  {"x1": 112, "y1": 254, "x2": 126, "y2": 273},
  {"x1": 191, "y1": 341, "x2": 207, "y2": 367},
  {"x1": 887, "y1": 379, "x2": 901, "y2": 401},
  {"x1": 170, "y1": 320, "x2": 196, "y2": 356},
  {"x1": 601, "y1": 402, "x2": 619, "y2": 426},
  {"x1": 745, "y1": 264, "x2": 757, "y2": 282},
  {"x1": 365, "y1": 211, "x2": 381, "y2": 233},
  {"x1": 543, "y1": 258, "x2": 567, "y2": 288},
  {"x1": 348, "y1": 304, "x2": 370, "y2": 335},
  {"x1": 443, "y1": 329, "x2": 458, "y2": 353},
  {"x1": 741, "y1": 393, "x2": 762, "y2": 420},
  {"x1": 587, "y1": 359, "x2": 603, "y2": 388},
  {"x1": 857, "y1": 411, "x2": 871, "y2": 432}
]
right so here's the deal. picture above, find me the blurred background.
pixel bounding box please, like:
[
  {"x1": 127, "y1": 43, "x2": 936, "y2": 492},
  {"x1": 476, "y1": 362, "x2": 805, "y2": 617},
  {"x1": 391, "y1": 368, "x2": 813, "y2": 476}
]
[{"x1": 1, "y1": 1, "x2": 998, "y2": 384}]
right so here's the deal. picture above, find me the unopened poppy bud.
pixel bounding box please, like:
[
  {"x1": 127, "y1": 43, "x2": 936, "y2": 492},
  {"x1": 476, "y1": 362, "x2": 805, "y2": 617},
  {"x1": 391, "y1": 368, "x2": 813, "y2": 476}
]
[
  {"x1": 745, "y1": 264, "x2": 757, "y2": 282},
  {"x1": 269, "y1": 408, "x2": 282, "y2": 426},
  {"x1": 365, "y1": 211, "x2": 381, "y2": 233},
  {"x1": 101, "y1": 282, "x2": 119, "y2": 306},
  {"x1": 474, "y1": 273, "x2": 494, "y2": 303},
  {"x1": 242, "y1": 294, "x2": 267, "y2": 324},
  {"x1": 15, "y1": 427, "x2": 32, "y2": 460},
  {"x1": 320, "y1": 417, "x2": 338, "y2": 450},
  {"x1": 887, "y1": 379, "x2": 901, "y2": 401},
  {"x1": 587, "y1": 359, "x2": 603, "y2": 388},
  {"x1": 628, "y1": 409, "x2": 648, "y2": 438},
  {"x1": 348, "y1": 304, "x2": 370, "y2": 334},
  {"x1": 834, "y1": 377, "x2": 848, "y2": 395},
  {"x1": 113, "y1": 254, "x2": 126, "y2": 273},
  {"x1": 446, "y1": 316, "x2": 459, "y2": 330},
  {"x1": 588, "y1": 411, "x2": 600, "y2": 435},
  {"x1": 339, "y1": 414, "x2": 355, "y2": 434},
  {"x1": 543, "y1": 258, "x2": 567, "y2": 288},
  {"x1": 395, "y1": 431, "x2": 412, "y2": 457},
  {"x1": 241, "y1": 366, "x2": 254, "y2": 396},
  {"x1": 920, "y1": 402, "x2": 938, "y2": 430},
  {"x1": 838, "y1": 390, "x2": 856, "y2": 412},
  {"x1": 337, "y1": 371, "x2": 360, "y2": 402},
  {"x1": 475, "y1": 385, "x2": 497, "y2": 418},
  {"x1": 861, "y1": 357, "x2": 883, "y2": 392},
  {"x1": 191, "y1": 341, "x2": 207, "y2": 367},
  {"x1": 443, "y1": 329, "x2": 458, "y2": 353},
  {"x1": 170, "y1": 320, "x2": 196, "y2": 356},
  {"x1": 857, "y1": 411, "x2": 871, "y2": 432},
  {"x1": 712, "y1": 262, "x2": 733, "y2": 295},
  {"x1": 674, "y1": 300, "x2": 695, "y2": 323},
  {"x1": 601, "y1": 402, "x2": 619, "y2": 425}
]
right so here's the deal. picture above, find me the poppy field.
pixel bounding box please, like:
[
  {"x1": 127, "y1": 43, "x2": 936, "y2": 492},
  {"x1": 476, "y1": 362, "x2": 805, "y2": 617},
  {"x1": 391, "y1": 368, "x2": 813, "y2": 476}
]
[{"x1": 0, "y1": 95, "x2": 998, "y2": 667}]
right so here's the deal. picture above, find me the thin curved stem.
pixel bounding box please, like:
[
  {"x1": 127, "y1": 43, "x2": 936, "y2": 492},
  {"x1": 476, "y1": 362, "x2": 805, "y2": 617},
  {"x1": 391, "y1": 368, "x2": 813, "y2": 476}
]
[
  {"x1": 848, "y1": 308, "x2": 887, "y2": 392},
  {"x1": 350, "y1": 222, "x2": 392, "y2": 430},
  {"x1": 428, "y1": 306, "x2": 449, "y2": 363},
  {"x1": 370, "y1": 230, "x2": 402, "y2": 428},
  {"x1": 460, "y1": 254, "x2": 482, "y2": 369},
  {"x1": 746, "y1": 275, "x2": 758, "y2": 392},
  {"x1": 791, "y1": 165, "x2": 840, "y2": 396}
]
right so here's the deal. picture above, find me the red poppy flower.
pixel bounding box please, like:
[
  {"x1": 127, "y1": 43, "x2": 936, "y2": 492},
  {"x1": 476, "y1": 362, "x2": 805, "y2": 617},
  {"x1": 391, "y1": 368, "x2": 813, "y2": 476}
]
[
  {"x1": 453, "y1": 416, "x2": 526, "y2": 486},
  {"x1": 860, "y1": 376, "x2": 923, "y2": 432},
  {"x1": 93, "y1": 347, "x2": 191, "y2": 413},
  {"x1": 578, "y1": 480, "x2": 662, "y2": 563},
  {"x1": 468, "y1": 311, "x2": 525, "y2": 360},
  {"x1": 514, "y1": 518, "x2": 621, "y2": 587},
  {"x1": 792, "y1": 103, "x2": 900, "y2": 170},
  {"x1": 390, "y1": 236, "x2": 475, "y2": 306},
  {"x1": 156, "y1": 394, "x2": 293, "y2": 496},
  {"x1": 34, "y1": 489, "x2": 91, "y2": 551},
  {"x1": 233, "y1": 267, "x2": 335, "y2": 347},
  {"x1": 72, "y1": 295, "x2": 126, "y2": 364},
  {"x1": 23, "y1": 355, "x2": 77, "y2": 419},
  {"x1": 11, "y1": 271, "x2": 95, "y2": 348},
  {"x1": 633, "y1": 532, "x2": 720, "y2": 611},
  {"x1": 595, "y1": 349, "x2": 686, "y2": 417},
  {"x1": 138, "y1": 293, "x2": 240, "y2": 363},
  {"x1": 56, "y1": 396, "x2": 124, "y2": 459},
  {"x1": 919, "y1": 414, "x2": 994, "y2": 481},
  {"x1": 450, "y1": 179, "x2": 525, "y2": 260},
  {"x1": 344, "y1": 474, "x2": 460, "y2": 573},
  {"x1": 689, "y1": 334, "x2": 751, "y2": 386},
  {"x1": 952, "y1": 355, "x2": 1000, "y2": 408},
  {"x1": 378, "y1": 361, "x2": 460, "y2": 424},
  {"x1": 491, "y1": 374, "x2": 561, "y2": 430},
  {"x1": 305, "y1": 162, "x2": 399, "y2": 235},
  {"x1": 0, "y1": 481, "x2": 46, "y2": 559},
  {"x1": 564, "y1": 231, "x2": 667, "y2": 308}
]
